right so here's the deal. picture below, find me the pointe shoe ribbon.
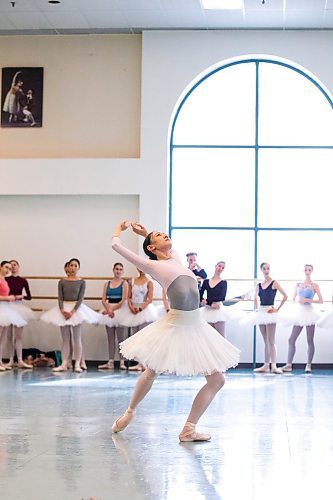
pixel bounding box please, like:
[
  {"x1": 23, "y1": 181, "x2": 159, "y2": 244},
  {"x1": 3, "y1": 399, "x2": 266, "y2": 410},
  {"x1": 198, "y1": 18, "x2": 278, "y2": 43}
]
[
  {"x1": 179, "y1": 422, "x2": 211, "y2": 442},
  {"x1": 112, "y1": 408, "x2": 135, "y2": 433}
]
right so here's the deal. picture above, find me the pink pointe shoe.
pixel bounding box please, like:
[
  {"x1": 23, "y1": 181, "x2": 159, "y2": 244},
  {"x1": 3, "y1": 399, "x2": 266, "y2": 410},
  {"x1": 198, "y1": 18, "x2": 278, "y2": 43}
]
[
  {"x1": 112, "y1": 408, "x2": 135, "y2": 433},
  {"x1": 179, "y1": 422, "x2": 211, "y2": 442}
]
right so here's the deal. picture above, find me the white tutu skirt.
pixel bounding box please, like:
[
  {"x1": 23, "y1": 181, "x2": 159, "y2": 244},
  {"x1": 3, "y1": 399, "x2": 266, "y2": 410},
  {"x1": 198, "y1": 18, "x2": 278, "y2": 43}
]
[
  {"x1": 98, "y1": 303, "x2": 130, "y2": 327},
  {"x1": 117, "y1": 303, "x2": 158, "y2": 328},
  {"x1": 240, "y1": 306, "x2": 279, "y2": 326},
  {"x1": 155, "y1": 304, "x2": 168, "y2": 320},
  {"x1": 200, "y1": 303, "x2": 239, "y2": 323},
  {"x1": 317, "y1": 309, "x2": 333, "y2": 329},
  {"x1": 11, "y1": 302, "x2": 37, "y2": 322},
  {"x1": 0, "y1": 302, "x2": 27, "y2": 327},
  {"x1": 40, "y1": 302, "x2": 100, "y2": 327},
  {"x1": 119, "y1": 308, "x2": 240, "y2": 376},
  {"x1": 280, "y1": 304, "x2": 321, "y2": 327}
]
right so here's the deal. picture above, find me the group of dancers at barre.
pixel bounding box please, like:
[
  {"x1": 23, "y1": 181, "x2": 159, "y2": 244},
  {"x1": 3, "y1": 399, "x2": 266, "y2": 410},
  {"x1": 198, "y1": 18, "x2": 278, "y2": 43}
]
[{"x1": 0, "y1": 222, "x2": 333, "y2": 441}]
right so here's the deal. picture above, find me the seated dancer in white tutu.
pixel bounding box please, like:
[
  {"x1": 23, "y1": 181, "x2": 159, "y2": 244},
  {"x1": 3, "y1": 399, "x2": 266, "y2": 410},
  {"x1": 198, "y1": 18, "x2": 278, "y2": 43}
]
[
  {"x1": 41, "y1": 258, "x2": 100, "y2": 373},
  {"x1": 241, "y1": 262, "x2": 288, "y2": 374},
  {"x1": 0, "y1": 261, "x2": 27, "y2": 371},
  {"x1": 200, "y1": 261, "x2": 230, "y2": 337},
  {"x1": 98, "y1": 262, "x2": 129, "y2": 370},
  {"x1": 5, "y1": 259, "x2": 36, "y2": 369},
  {"x1": 111, "y1": 221, "x2": 240, "y2": 442},
  {"x1": 281, "y1": 264, "x2": 323, "y2": 374},
  {"x1": 120, "y1": 269, "x2": 158, "y2": 371}
]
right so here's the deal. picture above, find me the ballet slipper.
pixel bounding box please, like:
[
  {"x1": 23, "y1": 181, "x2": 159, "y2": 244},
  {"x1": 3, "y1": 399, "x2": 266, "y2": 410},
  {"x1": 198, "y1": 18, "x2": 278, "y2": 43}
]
[
  {"x1": 4, "y1": 364, "x2": 13, "y2": 371},
  {"x1": 52, "y1": 365, "x2": 67, "y2": 372},
  {"x1": 128, "y1": 364, "x2": 141, "y2": 371},
  {"x1": 253, "y1": 365, "x2": 270, "y2": 373},
  {"x1": 179, "y1": 422, "x2": 211, "y2": 443},
  {"x1": 98, "y1": 360, "x2": 114, "y2": 370},
  {"x1": 18, "y1": 361, "x2": 33, "y2": 369},
  {"x1": 119, "y1": 361, "x2": 127, "y2": 370},
  {"x1": 112, "y1": 408, "x2": 135, "y2": 433},
  {"x1": 80, "y1": 363, "x2": 88, "y2": 370},
  {"x1": 74, "y1": 364, "x2": 83, "y2": 373},
  {"x1": 305, "y1": 364, "x2": 312, "y2": 373},
  {"x1": 281, "y1": 364, "x2": 292, "y2": 372},
  {"x1": 0, "y1": 364, "x2": 6, "y2": 372},
  {"x1": 271, "y1": 367, "x2": 283, "y2": 374},
  {"x1": 67, "y1": 361, "x2": 73, "y2": 369}
]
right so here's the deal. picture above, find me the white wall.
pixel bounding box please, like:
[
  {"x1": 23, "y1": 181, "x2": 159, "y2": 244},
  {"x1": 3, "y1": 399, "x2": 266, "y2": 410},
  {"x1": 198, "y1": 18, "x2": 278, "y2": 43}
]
[{"x1": 1, "y1": 30, "x2": 333, "y2": 362}]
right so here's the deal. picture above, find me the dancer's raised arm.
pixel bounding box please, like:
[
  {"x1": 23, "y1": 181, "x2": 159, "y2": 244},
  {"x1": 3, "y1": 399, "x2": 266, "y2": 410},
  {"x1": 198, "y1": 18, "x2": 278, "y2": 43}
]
[{"x1": 112, "y1": 221, "x2": 153, "y2": 275}]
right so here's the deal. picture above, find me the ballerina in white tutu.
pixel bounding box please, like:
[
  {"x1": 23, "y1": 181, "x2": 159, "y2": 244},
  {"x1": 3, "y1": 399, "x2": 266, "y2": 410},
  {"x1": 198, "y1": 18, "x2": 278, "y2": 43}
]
[
  {"x1": 111, "y1": 221, "x2": 240, "y2": 442},
  {"x1": 41, "y1": 258, "x2": 100, "y2": 373},
  {"x1": 120, "y1": 269, "x2": 157, "y2": 371},
  {"x1": 5, "y1": 259, "x2": 35, "y2": 369},
  {"x1": 98, "y1": 262, "x2": 129, "y2": 370},
  {"x1": 200, "y1": 261, "x2": 230, "y2": 337},
  {"x1": 241, "y1": 262, "x2": 288, "y2": 374},
  {"x1": 281, "y1": 264, "x2": 323, "y2": 374},
  {"x1": 0, "y1": 261, "x2": 27, "y2": 371}
]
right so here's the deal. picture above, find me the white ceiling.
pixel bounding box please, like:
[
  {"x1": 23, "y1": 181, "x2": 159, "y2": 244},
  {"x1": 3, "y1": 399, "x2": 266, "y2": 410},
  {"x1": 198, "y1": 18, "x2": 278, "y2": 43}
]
[{"x1": 0, "y1": 0, "x2": 332, "y2": 34}]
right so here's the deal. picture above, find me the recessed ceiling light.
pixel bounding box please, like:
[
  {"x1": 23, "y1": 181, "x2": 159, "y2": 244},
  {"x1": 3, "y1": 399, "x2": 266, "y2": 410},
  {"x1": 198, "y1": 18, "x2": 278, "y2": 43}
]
[{"x1": 202, "y1": 0, "x2": 244, "y2": 9}]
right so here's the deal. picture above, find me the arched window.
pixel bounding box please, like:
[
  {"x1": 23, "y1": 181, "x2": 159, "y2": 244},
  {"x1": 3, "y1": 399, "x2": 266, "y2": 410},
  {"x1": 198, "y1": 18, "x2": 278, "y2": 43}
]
[{"x1": 169, "y1": 57, "x2": 333, "y2": 301}]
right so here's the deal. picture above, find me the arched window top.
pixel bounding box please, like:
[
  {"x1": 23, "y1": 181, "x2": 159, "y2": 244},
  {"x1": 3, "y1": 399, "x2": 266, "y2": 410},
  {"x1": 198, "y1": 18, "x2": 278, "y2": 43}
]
[{"x1": 171, "y1": 56, "x2": 333, "y2": 147}]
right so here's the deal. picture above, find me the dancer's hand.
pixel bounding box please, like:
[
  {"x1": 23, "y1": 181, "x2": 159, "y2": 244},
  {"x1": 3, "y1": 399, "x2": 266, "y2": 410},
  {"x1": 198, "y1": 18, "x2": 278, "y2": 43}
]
[
  {"x1": 211, "y1": 302, "x2": 220, "y2": 310},
  {"x1": 113, "y1": 221, "x2": 130, "y2": 237},
  {"x1": 267, "y1": 307, "x2": 277, "y2": 313},
  {"x1": 131, "y1": 222, "x2": 148, "y2": 237}
]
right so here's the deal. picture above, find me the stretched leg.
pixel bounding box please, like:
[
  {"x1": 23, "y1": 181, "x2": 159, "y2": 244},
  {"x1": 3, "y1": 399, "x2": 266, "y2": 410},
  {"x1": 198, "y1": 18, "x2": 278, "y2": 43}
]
[
  {"x1": 282, "y1": 325, "x2": 303, "y2": 371},
  {"x1": 116, "y1": 327, "x2": 128, "y2": 370},
  {"x1": 72, "y1": 325, "x2": 83, "y2": 373},
  {"x1": 14, "y1": 327, "x2": 32, "y2": 369},
  {"x1": 266, "y1": 324, "x2": 281, "y2": 373},
  {"x1": 53, "y1": 326, "x2": 71, "y2": 371},
  {"x1": 305, "y1": 325, "x2": 315, "y2": 372},
  {"x1": 179, "y1": 371, "x2": 225, "y2": 442},
  {"x1": 112, "y1": 368, "x2": 157, "y2": 433},
  {"x1": 212, "y1": 321, "x2": 225, "y2": 337},
  {"x1": 253, "y1": 325, "x2": 270, "y2": 373},
  {"x1": 98, "y1": 326, "x2": 116, "y2": 369},
  {"x1": 67, "y1": 327, "x2": 73, "y2": 369}
]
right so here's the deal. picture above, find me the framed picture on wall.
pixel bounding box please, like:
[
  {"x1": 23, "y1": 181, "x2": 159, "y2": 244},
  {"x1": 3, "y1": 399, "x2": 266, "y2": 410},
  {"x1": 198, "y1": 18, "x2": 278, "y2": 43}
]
[{"x1": 1, "y1": 67, "x2": 43, "y2": 128}]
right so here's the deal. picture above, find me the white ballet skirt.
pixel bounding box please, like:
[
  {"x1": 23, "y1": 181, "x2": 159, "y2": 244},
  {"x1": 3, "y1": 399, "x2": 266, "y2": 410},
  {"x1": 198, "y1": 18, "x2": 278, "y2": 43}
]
[
  {"x1": 117, "y1": 303, "x2": 158, "y2": 328},
  {"x1": 280, "y1": 303, "x2": 321, "y2": 327},
  {"x1": 200, "y1": 302, "x2": 240, "y2": 323},
  {"x1": 119, "y1": 308, "x2": 240, "y2": 376},
  {"x1": 0, "y1": 302, "x2": 27, "y2": 327},
  {"x1": 40, "y1": 302, "x2": 101, "y2": 327},
  {"x1": 10, "y1": 301, "x2": 37, "y2": 322},
  {"x1": 98, "y1": 303, "x2": 128, "y2": 327},
  {"x1": 317, "y1": 309, "x2": 333, "y2": 329},
  {"x1": 240, "y1": 305, "x2": 280, "y2": 326},
  {"x1": 155, "y1": 304, "x2": 168, "y2": 319}
]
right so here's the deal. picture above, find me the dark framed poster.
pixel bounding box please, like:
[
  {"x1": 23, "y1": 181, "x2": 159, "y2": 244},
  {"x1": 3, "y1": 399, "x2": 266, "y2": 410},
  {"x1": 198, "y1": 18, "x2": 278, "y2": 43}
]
[{"x1": 1, "y1": 67, "x2": 43, "y2": 128}]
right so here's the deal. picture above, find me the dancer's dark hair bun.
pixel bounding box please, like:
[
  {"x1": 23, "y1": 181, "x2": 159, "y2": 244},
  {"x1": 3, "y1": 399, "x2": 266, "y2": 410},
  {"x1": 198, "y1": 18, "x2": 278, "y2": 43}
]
[{"x1": 143, "y1": 232, "x2": 158, "y2": 260}]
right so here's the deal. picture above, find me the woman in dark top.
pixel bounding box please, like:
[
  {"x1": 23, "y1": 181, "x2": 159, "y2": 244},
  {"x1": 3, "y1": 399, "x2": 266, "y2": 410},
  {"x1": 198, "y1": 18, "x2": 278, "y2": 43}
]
[
  {"x1": 41, "y1": 258, "x2": 100, "y2": 373},
  {"x1": 241, "y1": 262, "x2": 287, "y2": 374},
  {"x1": 200, "y1": 261, "x2": 229, "y2": 337},
  {"x1": 98, "y1": 262, "x2": 128, "y2": 370},
  {"x1": 6, "y1": 259, "x2": 35, "y2": 369}
]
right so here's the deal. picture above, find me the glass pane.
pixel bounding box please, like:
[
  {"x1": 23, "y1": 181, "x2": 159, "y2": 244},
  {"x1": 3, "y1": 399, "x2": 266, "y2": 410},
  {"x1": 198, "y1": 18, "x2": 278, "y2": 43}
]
[
  {"x1": 171, "y1": 148, "x2": 255, "y2": 227},
  {"x1": 171, "y1": 229, "x2": 254, "y2": 281},
  {"x1": 258, "y1": 149, "x2": 333, "y2": 228},
  {"x1": 173, "y1": 62, "x2": 256, "y2": 145},
  {"x1": 257, "y1": 230, "x2": 333, "y2": 287},
  {"x1": 259, "y1": 62, "x2": 333, "y2": 146}
]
